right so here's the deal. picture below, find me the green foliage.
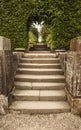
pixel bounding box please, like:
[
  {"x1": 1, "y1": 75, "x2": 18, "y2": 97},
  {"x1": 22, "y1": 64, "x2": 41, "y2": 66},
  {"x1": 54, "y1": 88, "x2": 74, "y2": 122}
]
[
  {"x1": 29, "y1": 31, "x2": 37, "y2": 44},
  {"x1": 0, "y1": 0, "x2": 36, "y2": 49},
  {"x1": 30, "y1": 25, "x2": 38, "y2": 41},
  {"x1": 0, "y1": 0, "x2": 81, "y2": 49},
  {"x1": 28, "y1": 25, "x2": 38, "y2": 46},
  {"x1": 41, "y1": 0, "x2": 81, "y2": 50}
]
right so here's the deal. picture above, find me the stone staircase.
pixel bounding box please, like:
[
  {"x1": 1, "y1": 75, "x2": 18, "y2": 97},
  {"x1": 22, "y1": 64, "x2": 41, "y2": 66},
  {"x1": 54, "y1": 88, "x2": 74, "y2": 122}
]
[{"x1": 9, "y1": 45, "x2": 70, "y2": 113}]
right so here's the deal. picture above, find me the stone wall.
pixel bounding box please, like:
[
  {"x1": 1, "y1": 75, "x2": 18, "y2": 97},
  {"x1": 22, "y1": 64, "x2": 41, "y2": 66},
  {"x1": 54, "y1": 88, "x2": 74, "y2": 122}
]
[
  {"x1": 66, "y1": 52, "x2": 81, "y2": 97},
  {"x1": 70, "y1": 36, "x2": 81, "y2": 51},
  {"x1": 0, "y1": 36, "x2": 24, "y2": 114},
  {"x1": 2, "y1": 51, "x2": 14, "y2": 95},
  {"x1": 58, "y1": 44, "x2": 81, "y2": 114},
  {"x1": 0, "y1": 51, "x2": 24, "y2": 95},
  {"x1": 0, "y1": 36, "x2": 24, "y2": 96},
  {"x1": 66, "y1": 51, "x2": 81, "y2": 114},
  {"x1": 58, "y1": 52, "x2": 67, "y2": 76},
  {"x1": 65, "y1": 36, "x2": 81, "y2": 114},
  {"x1": 0, "y1": 56, "x2": 2, "y2": 93}
]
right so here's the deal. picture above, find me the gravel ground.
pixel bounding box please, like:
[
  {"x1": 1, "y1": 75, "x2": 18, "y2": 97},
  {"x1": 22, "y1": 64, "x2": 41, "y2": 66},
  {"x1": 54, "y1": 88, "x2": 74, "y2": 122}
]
[{"x1": 0, "y1": 112, "x2": 81, "y2": 130}]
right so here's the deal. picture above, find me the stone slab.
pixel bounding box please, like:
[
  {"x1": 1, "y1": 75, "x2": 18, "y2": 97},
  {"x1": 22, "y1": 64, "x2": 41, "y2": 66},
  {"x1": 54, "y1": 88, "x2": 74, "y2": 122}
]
[
  {"x1": 14, "y1": 74, "x2": 65, "y2": 82},
  {"x1": 29, "y1": 51, "x2": 50, "y2": 53},
  {"x1": 0, "y1": 94, "x2": 8, "y2": 115},
  {"x1": 70, "y1": 36, "x2": 81, "y2": 51},
  {"x1": 14, "y1": 48, "x2": 25, "y2": 51},
  {"x1": 14, "y1": 82, "x2": 32, "y2": 90},
  {"x1": 18, "y1": 63, "x2": 61, "y2": 69},
  {"x1": 24, "y1": 53, "x2": 57, "y2": 58},
  {"x1": 20, "y1": 58, "x2": 60, "y2": 64},
  {"x1": 40, "y1": 90, "x2": 66, "y2": 101},
  {"x1": 0, "y1": 36, "x2": 11, "y2": 50},
  {"x1": 65, "y1": 88, "x2": 81, "y2": 114},
  {"x1": 9, "y1": 101, "x2": 70, "y2": 113},
  {"x1": 14, "y1": 82, "x2": 65, "y2": 90},
  {"x1": 32, "y1": 82, "x2": 65, "y2": 90},
  {"x1": 12, "y1": 90, "x2": 39, "y2": 101},
  {"x1": 16, "y1": 68, "x2": 63, "y2": 75}
]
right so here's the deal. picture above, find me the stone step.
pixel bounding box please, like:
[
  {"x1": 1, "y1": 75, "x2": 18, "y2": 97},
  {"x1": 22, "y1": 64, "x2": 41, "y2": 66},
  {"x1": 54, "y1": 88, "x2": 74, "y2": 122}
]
[
  {"x1": 24, "y1": 53, "x2": 57, "y2": 58},
  {"x1": 14, "y1": 82, "x2": 65, "y2": 90},
  {"x1": 34, "y1": 44, "x2": 47, "y2": 48},
  {"x1": 9, "y1": 101, "x2": 70, "y2": 113},
  {"x1": 33, "y1": 48, "x2": 49, "y2": 51},
  {"x1": 29, "y1": 51, "x2": 51, "y2": 53},
  {"x1": 14, "y1": 75, "x2": 65, "y2": 82},
  {"x1": 34, "y1": 46, "x2": 48, "y2": 48},
  {"x1": 16, "y1": 68, "x2": 64, "y2": 75},
  {"x1": 20, "y1": 58, "x2": 60, "y2": 64},
  {"x1": 12, "y1": 90, "x2": 66, "y2": 101},
  {"x1": 39, "y1": 90, "x2": 66, "y2": 101},
  {"x1": 18, "y1": 63, "x2": 61, "y2": 69}
]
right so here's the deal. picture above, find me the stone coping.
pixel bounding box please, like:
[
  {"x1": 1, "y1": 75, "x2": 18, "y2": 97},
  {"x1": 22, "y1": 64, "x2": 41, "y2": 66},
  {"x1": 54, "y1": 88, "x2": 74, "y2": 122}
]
[
  {"x1": 14, "y1": 48, "x2": 25, "y2": 51},
  {"x1": 0, "y1": 36, "x2": 11, "y2": 50}
]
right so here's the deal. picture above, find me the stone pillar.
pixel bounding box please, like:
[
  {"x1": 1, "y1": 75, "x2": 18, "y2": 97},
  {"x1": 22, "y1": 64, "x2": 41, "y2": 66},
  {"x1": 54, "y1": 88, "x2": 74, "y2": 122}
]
[
  {"x1": 66, "y1": 36, "x2": 81, "y2": 114},
  {"x1": 70, "y1": 36, "x2": 81, "y2": 51},
  {"x1": 0, "y1": 36, "x2": 13, "y2": 114},
  {"x1": 0, "y1": 55, "x2": 2, "y2": 93},
  {"x1": 0, "y1": 36, "x2": 13, "y2": 95}
]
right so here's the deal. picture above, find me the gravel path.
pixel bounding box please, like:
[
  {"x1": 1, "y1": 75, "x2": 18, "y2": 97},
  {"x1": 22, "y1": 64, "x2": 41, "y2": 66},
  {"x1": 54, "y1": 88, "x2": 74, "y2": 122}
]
[{"x1": 0, "y1": 112, "x2": 81, "y2": 130}]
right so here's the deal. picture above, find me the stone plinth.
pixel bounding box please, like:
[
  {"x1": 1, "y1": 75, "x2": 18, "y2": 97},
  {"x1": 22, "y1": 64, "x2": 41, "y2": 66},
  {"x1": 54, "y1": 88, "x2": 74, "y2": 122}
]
[
  {"x1": 0, "y1": 95, "x2": 8, "y2": 115},
  {"x1": 70, "y1": 36, "x2": 81, "y2": 51},
  {"x1": 0, "y1": 36, "x2": 11, "y2": 50},
  {"x1": 66, "y1": 88, "x2": 81, "y2": 114}
]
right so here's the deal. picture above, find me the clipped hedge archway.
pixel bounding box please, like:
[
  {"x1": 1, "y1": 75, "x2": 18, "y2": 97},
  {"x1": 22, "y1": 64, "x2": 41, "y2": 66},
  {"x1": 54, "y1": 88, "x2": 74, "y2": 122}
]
[{"x1": 0, "y1": 0, "x2": 81, "y2": 50}]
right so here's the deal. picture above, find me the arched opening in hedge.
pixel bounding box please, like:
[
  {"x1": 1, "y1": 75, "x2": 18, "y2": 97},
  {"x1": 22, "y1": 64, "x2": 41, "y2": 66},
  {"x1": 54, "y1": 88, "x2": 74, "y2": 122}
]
[{"x1": 0, "y1": 0, "x2": 81, "y2": 50}]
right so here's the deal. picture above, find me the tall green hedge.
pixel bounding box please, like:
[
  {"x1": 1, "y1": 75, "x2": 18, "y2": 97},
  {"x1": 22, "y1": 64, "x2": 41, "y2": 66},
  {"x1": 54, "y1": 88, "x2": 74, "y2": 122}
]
[
  {"x1": 41, "y1": 0, "x2": 81, "y2": 50},
  {"x1": 0, "y1": 0, "x2": 34, "y2": 49},
  {"x1": 0, "y1": 0, "x2": 81, "y2": 50}
]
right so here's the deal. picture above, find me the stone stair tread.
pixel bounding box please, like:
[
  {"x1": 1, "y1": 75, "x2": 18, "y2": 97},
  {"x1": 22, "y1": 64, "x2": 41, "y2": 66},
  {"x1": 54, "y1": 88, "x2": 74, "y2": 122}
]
[
  {"x1": 14, "y1": 82, "x2": 32, "y2": 87},
  {"x1": 20, "y1": 58, "x2": 60, "y2": 64},
  {"x1": 9, "y1": 101, "x2": 70, "y2": 113},
  {"x1": 32, "y1": 82, "x2": 65, "y2": 87},
  {"x1": 12, "y1": 90, "x2": 66, "y2": 101},
  {"x1": 17, "y1": 68, "x2": 63, "y2": 71},
  {"x1": 15, "y1": 75, "x2": 65, "y2": 79},
  {"x1": 24, "y1": 53, "x2": 56, "y2": 56},
  {"x1": 29, "y1": 51, "x2": 50, "y2": 52},
  {"x1": 12, "y1": 90, "x2": 39, "y2": 96},
  {"x1": 15, "y1": 75, "x2": 65, "y2": 82},
  {"x1": 12, "y1": 90, "x2": 66, "y2": 97},
  {"x1": 21, "y1": 58, "x2": 60, "y2": 60},
  {"x1": 14, "y1": 82, "x2": 65, "y2": 90},
  {"x1": 18, "y1": 63, "x2": 61, "y2": 69},
  {"x1": 24, "y1": 54, "x2": 57, "y2": 58},
  {"x1": 40, "y1": 90, "x2": 66, "y2": 97},
  {"x1": 19, "y1": 63, "x2": 61, "y2": 65},
  {"x1": 14, "y1": 82, "x2": 65, "y2": 86}
]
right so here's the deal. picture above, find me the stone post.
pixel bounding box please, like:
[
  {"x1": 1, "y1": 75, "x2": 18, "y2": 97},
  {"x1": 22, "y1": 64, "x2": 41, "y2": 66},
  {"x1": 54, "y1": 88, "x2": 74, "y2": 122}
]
[
  {"x1": 0, "y1": 36, "x2": 24, "y2": 114},
  {"x1": 0, "y1": 36, "x2": 13, "y2": 95},
  {"x1": 0, "y1": 36, "x2": 13, "y2": 114},
  {"x1": 66, "y1": 36, "x2": 81, "y2": 114}
]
